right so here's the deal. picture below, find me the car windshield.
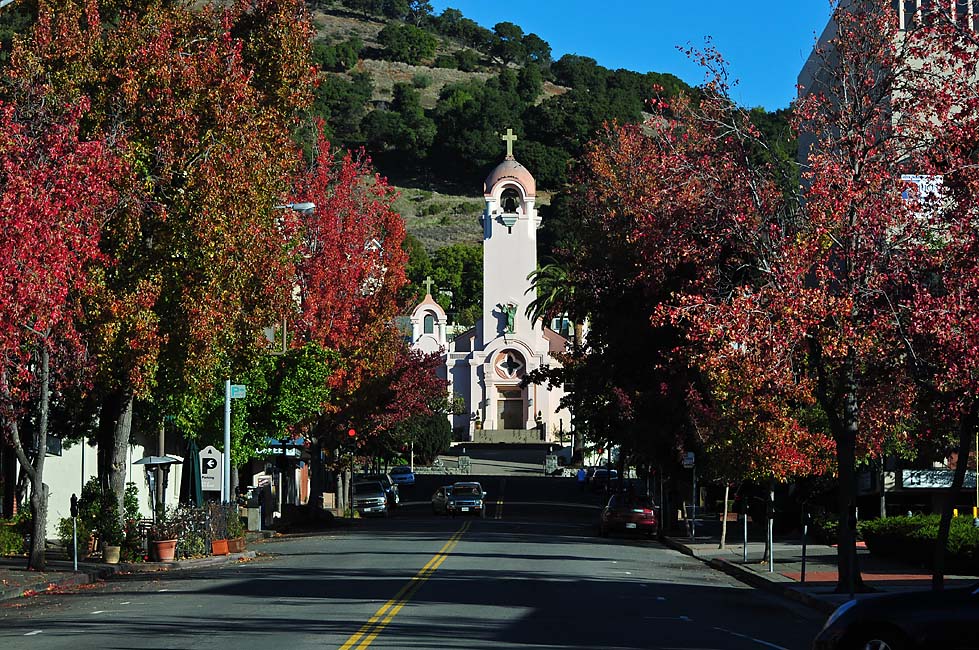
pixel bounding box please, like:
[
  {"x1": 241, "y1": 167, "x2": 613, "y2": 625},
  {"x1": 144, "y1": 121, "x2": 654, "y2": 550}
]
[
  {"x1": 610, "y1": 494, "x2": 654, "y2": 509},
  {"x1": 453, "y1": 485, "x2": 481, "y2": 496},
  {"x1": 354, "y1": 482, "x2": 384, "y2": 496},
  {"x1": 391, "y1": 466, "x2": 410, "y2": 473},
  {"x1": 363, "y1": 474, "x2": 391, "y2": 487}
]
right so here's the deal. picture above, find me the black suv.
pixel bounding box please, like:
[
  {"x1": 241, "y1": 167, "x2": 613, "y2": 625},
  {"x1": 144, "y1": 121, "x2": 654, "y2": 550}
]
[{"x1": 361, "y1": 473, "x2": 400, "y2": 507}]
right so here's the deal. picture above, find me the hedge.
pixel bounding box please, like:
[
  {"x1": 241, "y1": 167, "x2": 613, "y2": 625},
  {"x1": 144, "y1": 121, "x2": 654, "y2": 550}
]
[{"x1": 859, "y1": 514, "x2": 979, "y2": 575}]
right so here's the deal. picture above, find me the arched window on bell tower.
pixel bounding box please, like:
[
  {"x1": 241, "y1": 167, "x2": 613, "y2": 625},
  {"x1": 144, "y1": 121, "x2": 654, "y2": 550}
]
[
  {"x1": 500, "y1": 187, "x2": 520, "y2": 214},
  {"x1": 424, "y1": 313, "x2": 436, "y2": 334}
]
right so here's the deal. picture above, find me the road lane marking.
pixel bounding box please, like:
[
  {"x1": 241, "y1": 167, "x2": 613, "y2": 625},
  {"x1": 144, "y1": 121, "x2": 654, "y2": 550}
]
[
  {"x1": 24, "y1": 630, "x2": 42, "y2": 636},
  {"x1": 338, "y1": 521, "x2": 470, "y2": 650},
  {"x1": 712, "y1": 626, "x2": 789, "y2": 650}
]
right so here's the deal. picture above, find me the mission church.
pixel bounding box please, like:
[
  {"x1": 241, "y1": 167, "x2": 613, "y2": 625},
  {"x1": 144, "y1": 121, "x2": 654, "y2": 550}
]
[{"x1": 406, "y1": 130, "x2": 571, "y2": 443}]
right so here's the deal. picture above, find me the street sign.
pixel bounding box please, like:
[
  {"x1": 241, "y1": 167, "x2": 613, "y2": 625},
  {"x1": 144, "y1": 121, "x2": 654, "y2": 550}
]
[
  {"x1": 230, "y1": 384, "x2": 247, "y2": 399},
  {"x1": 682, "y1": 451, "x2": 695, "y2": 469},
  {"x1": 200, "y1": 445, "x2": 223, "y2": 492}
]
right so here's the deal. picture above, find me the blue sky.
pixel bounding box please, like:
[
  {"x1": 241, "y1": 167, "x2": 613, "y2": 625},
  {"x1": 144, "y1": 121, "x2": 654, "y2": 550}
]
[{"x1": 429, "y1": 1, "x2": 835, "y2": 110}]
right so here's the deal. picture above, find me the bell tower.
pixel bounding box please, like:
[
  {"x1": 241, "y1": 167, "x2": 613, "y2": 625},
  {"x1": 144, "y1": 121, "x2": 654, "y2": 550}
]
[{"x1": 480, "y1": 128, "x2": 542, "y2": 349}]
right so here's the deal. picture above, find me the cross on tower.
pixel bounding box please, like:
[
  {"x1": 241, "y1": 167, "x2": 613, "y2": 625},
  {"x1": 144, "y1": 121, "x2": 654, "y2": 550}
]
[
  {"x1": 501, "y1": 128, "x2": 517, "y2": 158},
  {"x1": 423, "y1": 276, "x2": 435, "y2": 295}
]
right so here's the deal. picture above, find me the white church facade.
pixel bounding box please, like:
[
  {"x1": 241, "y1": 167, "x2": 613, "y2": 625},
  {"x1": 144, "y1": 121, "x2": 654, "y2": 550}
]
[{"x1": 407, "y1": 131, "x2": 571, "y2": 443}]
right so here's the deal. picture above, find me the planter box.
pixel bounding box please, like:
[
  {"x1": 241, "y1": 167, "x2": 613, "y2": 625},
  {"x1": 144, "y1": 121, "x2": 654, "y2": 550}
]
[
  {"x1": 151, "y1": 539, "x2": 178, "y2": 562},
  {"x1": 228, "y1": 537, "x2": 246, "y2": 553},
  {"x1": 211, "y1": 538, "x2": 229, "y2": 556},
  {"x1": 103, "y1": 545, "x2": 121, "y2": 564}
]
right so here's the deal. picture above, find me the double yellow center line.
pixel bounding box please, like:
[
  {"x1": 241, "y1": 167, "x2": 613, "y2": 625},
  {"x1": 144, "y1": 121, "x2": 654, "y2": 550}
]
[{"x1": 338, "y1": 521, "x2": 471, "y2": 649}]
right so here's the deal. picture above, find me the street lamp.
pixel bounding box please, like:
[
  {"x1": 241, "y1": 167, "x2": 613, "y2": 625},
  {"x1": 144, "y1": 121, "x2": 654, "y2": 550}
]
[{"x1": 133, "y1": 455, "x2": 182, "y2": 522}]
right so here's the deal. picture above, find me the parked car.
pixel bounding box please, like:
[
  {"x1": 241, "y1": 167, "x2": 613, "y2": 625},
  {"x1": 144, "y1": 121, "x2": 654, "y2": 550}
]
[
  {"x1": 431, "y1": 485, "x2": 454, "y2": 515},
  {"x1": 599, "y1": 492, "x2": 657, "y2": 538},
  {"x1": 361, "y1": 473, "x2": 400, "y2": 506},
  {"x1": 813, "y1": 583, "x2": 979, "y2": 649},
  {"x1": 352, "y1": 481, "x2": 388, "y2": 517},
  {"x1": 590, "y1": 468, "x2": 619, "y2": 492},
  {"x1": 389, "y1": 465, "x2": 415, "y2": 486},
  {"x1": 447, "y1": 481, "x2": 486, "y2": 517}
]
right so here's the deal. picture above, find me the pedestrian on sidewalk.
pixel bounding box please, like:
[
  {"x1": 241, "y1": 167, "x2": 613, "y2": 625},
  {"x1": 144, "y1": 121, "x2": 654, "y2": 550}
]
[{"x1": 576, "y1": 467, "x2": 587, "y2": 491}]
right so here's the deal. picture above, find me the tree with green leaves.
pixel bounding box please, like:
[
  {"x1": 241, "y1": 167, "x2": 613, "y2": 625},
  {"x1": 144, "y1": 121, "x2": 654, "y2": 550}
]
[{"x1": 377, "y1": 22, "x2": 437, "y2": 65}]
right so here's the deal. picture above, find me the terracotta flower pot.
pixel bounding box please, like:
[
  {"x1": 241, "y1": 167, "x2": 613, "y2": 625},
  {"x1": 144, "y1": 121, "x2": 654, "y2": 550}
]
[
  {"x1": 211, "y1": 538, "x2": 229, "y2": 556},
  {"x1": 227, "y1": 537, "x2": 246, "y2": 553},
  {"x1": 151, "y1": 539, "x2": 178, "y2": 562},
  {"x1": 103, "y1": 545, "x2": 121, "y2": 564}
]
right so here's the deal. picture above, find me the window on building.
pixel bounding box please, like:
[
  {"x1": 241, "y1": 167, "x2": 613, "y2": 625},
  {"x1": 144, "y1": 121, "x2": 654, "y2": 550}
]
[{"x1": 424, "y1": 313, "x2": 436, "y2": 334}]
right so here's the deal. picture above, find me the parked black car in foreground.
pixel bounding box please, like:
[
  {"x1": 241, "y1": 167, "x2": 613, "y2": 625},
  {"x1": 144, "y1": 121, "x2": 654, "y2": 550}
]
[{"x1": 812, "y1": 583, "x2": 979, "y2": 649}]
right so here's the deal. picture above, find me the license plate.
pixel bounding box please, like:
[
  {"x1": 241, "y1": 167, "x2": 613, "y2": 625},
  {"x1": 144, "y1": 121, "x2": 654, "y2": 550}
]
[
  {"x1": 461, "y1": 507, "x2": 470, "y2": 512},
  {"x1": 625, "y1": 522, "x2": 637, "y2": 529}
]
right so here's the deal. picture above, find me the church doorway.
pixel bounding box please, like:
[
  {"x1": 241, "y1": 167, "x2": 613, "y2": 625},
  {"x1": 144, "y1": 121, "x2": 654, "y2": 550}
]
[{"x1": 497, "y1": 386, "x2": 524, "y2": 429}]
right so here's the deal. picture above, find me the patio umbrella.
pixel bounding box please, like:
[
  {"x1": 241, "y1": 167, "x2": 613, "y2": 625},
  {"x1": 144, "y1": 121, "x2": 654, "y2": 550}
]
[{"x1": 178, "y1": 438, "x2": 203, "y2": 507}]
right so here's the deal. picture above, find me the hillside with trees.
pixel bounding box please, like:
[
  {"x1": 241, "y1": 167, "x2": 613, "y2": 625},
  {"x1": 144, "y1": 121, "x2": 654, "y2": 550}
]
[{"x1": 302, "y1": 2, "x2": 795, "y2": 326}]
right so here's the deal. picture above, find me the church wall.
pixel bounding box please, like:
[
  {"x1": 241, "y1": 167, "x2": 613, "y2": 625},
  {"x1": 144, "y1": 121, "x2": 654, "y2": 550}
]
[{"x1": 448, "y1": 358, "x2": 471, "y2": 435}]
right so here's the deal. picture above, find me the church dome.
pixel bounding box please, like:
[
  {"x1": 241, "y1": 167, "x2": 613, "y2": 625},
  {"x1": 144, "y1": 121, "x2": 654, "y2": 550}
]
[{"x1": 483, "y1": 157, "x2": 536, "y2": 198}]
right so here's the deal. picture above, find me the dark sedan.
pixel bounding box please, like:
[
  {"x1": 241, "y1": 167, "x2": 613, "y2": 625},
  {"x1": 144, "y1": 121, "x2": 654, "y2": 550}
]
[{"x1": 813, "y1": 583, "x2": 979, "y2": 650}]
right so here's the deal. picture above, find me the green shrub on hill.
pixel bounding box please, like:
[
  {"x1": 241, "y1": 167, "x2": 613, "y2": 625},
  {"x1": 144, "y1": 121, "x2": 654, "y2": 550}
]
[
  {"x1": 378, "y1": 23, "x2": 437, "y2": 65},
  {"x1": 312, "y1": 37, "x2": 363, "y2": 72}
]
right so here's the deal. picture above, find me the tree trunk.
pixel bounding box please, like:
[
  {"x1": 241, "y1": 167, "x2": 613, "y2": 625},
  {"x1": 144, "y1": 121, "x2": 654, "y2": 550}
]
[
  {"x1": 3, "y1": 342, "x2": 52, "y2": 571},
  {"x1": 98, "y1": 389, "x2": 133, "y2": 515},
  {"x1": 762, "y1": 480, "x2": 774, "y2": 563},
  {"x1": 719, "y1": 483, "x2": 730, "y2": 550},
  {"x1": 834, "y1": 358, "x2": 866, "y2": 594},
  {"x1": 28, "y1": 483, "x2": 48, "y2": 570},
  {"x1": 932, "y1": 399, "x2": 979, "y2": 591}
]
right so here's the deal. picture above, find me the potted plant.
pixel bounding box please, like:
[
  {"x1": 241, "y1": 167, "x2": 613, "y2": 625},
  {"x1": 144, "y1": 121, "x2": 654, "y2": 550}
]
[
  {"x1": 148, "y1": 511, "x2": 181, "y2": 562},
  {"x1": 96, "y1": 494, "x2": 124, "y2": 564},
  {"x1": 226, "y1": 508, "x2": 245, "y2": 553},
  {"x1": 208, "y1": 504, "x2": 228, "y2": 556}
]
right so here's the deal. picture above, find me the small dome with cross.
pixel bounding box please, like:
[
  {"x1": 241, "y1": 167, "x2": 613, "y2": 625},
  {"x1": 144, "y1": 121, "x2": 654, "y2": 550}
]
[
  {"x1": 484, "y1": 158, "x2": 536, "y2": 198},
  {"x1": 484, "y1": 128, "x2": 536, "y2": 198}
]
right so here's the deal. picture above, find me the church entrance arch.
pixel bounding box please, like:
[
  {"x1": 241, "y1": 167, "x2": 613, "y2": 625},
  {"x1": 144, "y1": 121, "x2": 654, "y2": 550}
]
[
  {"x1": 497, "y1": 386, "x2": 524, "y2": 429},
  {"x1": 493, "y1": 349, "x2": 526, "y2": 429}
]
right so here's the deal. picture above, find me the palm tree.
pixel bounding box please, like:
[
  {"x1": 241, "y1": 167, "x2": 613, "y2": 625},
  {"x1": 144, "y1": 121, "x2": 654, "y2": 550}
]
[{"x1": 525, "y1": 262, "x2": 586, "y2": 350}]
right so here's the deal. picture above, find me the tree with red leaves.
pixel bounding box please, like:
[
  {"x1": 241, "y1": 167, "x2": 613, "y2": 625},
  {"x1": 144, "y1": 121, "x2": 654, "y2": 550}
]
[
  {"x1": 884, "y1": 4, "x2": 979, "y2": 589},
  {"x1": 572, "y1": 3, "x2": 938, "y2": 594},
  {"x1": 4, "y1": 0, "x2": 316, "y2": 508},
  {"x1": 0, "y1": 98, "x2": 120, "y2": 570},
  {"x1": 289, "y1": 128, "x2": 446, "y2": 508}
]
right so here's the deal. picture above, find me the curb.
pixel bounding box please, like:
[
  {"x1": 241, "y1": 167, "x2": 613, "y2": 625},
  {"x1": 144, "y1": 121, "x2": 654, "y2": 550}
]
[
  {"x1": 662, "y1": 536, "x2": 837, "y2": 616},
  {"x1": 0, "y1": 551, "x2": 257, "y2": 603},
  {"x1": 0, "y1": 565, "x2": 113, "y2": 602}
]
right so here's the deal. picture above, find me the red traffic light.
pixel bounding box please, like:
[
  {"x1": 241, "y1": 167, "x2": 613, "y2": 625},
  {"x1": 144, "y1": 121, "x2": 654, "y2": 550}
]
[{"x1": 347, "y1": 428, "x2": 356, "y2": 438}]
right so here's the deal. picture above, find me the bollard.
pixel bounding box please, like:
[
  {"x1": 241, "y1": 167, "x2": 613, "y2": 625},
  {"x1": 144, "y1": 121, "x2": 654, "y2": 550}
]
[{"x1": 954, "y1": 508, "x2": 959, "y2": 518}]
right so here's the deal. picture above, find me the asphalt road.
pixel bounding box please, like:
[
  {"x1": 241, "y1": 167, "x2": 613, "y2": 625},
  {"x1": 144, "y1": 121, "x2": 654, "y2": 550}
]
[{"x1": 0, "y1": 475, "x2": 824, "y2": 649}]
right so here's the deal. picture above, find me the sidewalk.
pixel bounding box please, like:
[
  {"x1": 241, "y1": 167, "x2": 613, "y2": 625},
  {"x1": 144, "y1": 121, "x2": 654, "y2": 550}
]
[
  {"x1": 664, "y1": 520, "x2": 976, "y2": 615},
  {"x1": 0, "y1": 536, "x2": 264, "y2": 603}
]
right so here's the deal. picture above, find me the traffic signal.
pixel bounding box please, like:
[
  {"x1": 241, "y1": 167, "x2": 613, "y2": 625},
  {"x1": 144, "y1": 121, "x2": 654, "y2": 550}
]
[
  {"x1": 347, "y1": 428, "x2": 356, "y2": 438},
  {"x1": 70, "y1": 493, "x2": 78, "y2": 518}
]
